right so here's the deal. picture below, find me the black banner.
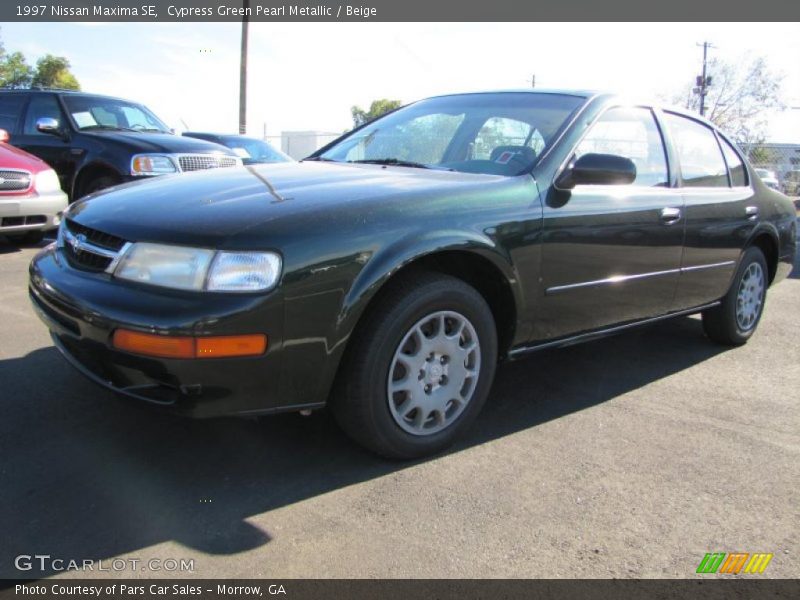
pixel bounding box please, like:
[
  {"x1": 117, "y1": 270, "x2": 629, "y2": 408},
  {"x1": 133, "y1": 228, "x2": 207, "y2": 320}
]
[
  {"x1": 2, "y1": 580, "x2": 800, "y2": 599},
  {"x1": 2, "y1": 0, "x2": 800, "y2": 22}
]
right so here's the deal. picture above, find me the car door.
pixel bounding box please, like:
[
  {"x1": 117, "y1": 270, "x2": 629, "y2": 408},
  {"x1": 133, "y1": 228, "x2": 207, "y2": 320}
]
[
  {"x1": 661, "y1": 112, "x2": 757, "y2": 310},
  {"x1": 536, "y1": 106, "x2": 685, "y2": 341},
  {"x1": 12, "y1": 93, "x2": 77, "y2": 193}
]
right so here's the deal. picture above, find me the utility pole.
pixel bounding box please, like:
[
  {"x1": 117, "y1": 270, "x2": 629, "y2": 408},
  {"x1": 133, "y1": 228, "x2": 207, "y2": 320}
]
[
  {"x1": 694, "y1": 41, "x2": 714, "y2": 117},
  {"x1": 238, "y1": 0, "x2": 250, "y2": 134}
]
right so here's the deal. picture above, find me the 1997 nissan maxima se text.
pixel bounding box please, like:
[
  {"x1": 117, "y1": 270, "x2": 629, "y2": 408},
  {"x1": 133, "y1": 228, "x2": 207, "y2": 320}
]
[{"x1": 29, "y1": 91, "x2": 796, "y2": 458}]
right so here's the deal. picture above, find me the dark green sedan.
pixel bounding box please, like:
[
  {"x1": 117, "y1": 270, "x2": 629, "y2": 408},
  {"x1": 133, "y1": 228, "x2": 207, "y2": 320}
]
[{"x1": 29, "y1": 91, "x2": 796, "y2": 458}]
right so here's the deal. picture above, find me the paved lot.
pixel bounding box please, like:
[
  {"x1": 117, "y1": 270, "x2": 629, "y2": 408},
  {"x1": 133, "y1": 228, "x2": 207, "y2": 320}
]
[{"x1": 0, "y1": 235, "x2": 798, "y2": 579}]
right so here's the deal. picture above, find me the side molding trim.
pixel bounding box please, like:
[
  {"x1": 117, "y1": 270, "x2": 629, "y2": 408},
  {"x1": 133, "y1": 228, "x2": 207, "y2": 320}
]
[{"x1": 545, "y1": 261, "x2": 735, "y2": 295}]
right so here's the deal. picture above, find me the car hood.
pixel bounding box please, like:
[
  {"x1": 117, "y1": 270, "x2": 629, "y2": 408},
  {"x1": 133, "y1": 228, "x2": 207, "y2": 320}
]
[
  {"x1": 82, "y1": 130, "x2": 237, "y2": 155},
  {"x1": 67, "y1": 161, "x2": 508, "y2": 248}
]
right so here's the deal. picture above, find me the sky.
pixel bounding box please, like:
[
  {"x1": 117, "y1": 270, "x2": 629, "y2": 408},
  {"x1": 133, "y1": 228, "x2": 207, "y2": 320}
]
[{"x1": 2, "y1": 22, "x2": 799, "y2": 142}]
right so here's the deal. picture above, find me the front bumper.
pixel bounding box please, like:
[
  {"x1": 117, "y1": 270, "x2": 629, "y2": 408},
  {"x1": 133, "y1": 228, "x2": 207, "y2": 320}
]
[
  {"x1": 0, "y1": 189, "x2": 68, "y2": 233},
  {"x1": 28, "y1": 243, "x2": 315, "y2": 418}
]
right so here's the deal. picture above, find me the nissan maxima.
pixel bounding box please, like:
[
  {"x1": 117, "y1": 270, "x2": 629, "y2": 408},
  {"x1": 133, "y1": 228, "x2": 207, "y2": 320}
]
[{"x1": 29, "y1": 91, "x2": 796, "y2": 458}]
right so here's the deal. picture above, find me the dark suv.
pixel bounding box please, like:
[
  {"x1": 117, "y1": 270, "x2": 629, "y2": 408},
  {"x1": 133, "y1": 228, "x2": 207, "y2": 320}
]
[{"x1": 0, "y1": 89, "x2": 241, "y2": 200}]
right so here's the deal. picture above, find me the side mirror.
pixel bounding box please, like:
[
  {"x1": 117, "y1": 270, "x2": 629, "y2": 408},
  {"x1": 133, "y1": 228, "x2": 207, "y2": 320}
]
[
  {"x1": 0, "y1": 129, "x2": 9, "y2": 143},
  {"x1": 35, "y1": 117, "x2": 61, "y2": 136},
  {"x1": 556, "y1": 153, "x2": 637, "y2": 190}
]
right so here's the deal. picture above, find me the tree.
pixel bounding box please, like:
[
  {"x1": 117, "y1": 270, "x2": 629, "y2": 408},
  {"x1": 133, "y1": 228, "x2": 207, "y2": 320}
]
[
  {"x1": 0, "y1": 51, "x2": 34, "y2": 88},
  {"x1": 674, "y1": 56, "x2": 783, "y2": 145},
  {"x1": 351, "y1": 99, "x2": 402, "y2": 128},
  {"x1": 31, "y1": 55, "x2": 80, "y2": 90}
]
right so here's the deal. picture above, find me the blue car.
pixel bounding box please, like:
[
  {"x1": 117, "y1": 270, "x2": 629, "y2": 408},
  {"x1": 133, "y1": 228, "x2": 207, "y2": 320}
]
[{"x1": 182, "y1": 132, "x2": 292, "y2": 165}]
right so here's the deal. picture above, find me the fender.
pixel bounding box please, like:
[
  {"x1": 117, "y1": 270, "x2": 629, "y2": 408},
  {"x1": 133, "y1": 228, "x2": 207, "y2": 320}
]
[
  {"x1": 309, "y1": 228, "x2": 524, "y2": 406},
  {"x1": 71, "y1": 156, "x2": 126, "y2": 198},
  {"x1": 339, "y1": 228, "x2": 521, "y2": 331},
  {"x1": 741, "y1": 219, "x2": 783, "y2": 284}
]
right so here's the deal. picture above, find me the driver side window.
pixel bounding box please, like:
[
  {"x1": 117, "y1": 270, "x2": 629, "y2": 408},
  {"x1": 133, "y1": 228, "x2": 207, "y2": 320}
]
[
  {"x1": 23, "y1": 94, "x2": 64, "y2": 135},
  {"x1": 471, "y1": 117, "x2": 542, "y2": 160},
  {"x1": 575, "y1": 107, "x2": 669, "y2": 187}
]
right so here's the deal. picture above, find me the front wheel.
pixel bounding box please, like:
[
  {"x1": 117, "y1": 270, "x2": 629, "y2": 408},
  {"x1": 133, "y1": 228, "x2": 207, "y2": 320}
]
[
  {"x1": 332, "y1": 271, "x2": 498, "y2": 459},
  {"x1": 79, "y1": 174, "x2": 120, "y2": 199},
  {"x1": 702, "y1": 246, "x2": 768, "y2": 346}
]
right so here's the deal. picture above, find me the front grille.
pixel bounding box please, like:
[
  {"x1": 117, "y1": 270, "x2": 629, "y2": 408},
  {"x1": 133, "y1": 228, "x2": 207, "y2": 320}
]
[
  {"x1": 66, "y1": 219, "x2": 126, "y2": 251},
  {"x1": 0, "y1": 169, "x2": 32, "y2": 192},
  {"x1": 178, "y1": 154, "x2": 239, "y2": 172},
  {"x1": 63, "y1": 219, "x2": 128, "y2": 272}
]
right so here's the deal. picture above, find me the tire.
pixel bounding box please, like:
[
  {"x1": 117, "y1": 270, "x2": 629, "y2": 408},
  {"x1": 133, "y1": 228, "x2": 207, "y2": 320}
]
[
  {"x1": 7, "y1": 230, "x2": 45, "y2": 245},
  {"x1": 702, "y1": 246, "x2": 768, "y2": 346},
  {"x1": 332, "y1": 271, "x2": 498, "y2": 459},
  {"x1": 80, "y1": 174, "x2": 120, "y2": 198}
]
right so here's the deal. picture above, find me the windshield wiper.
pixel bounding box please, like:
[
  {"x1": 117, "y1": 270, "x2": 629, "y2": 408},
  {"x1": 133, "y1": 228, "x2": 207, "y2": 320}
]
[
  {"x1": 303, "y1": 156, "x2": 339, "y2": 162},
  {"x1": 80, "y1": 125, "x2": 139, "y2": 133},
  {"x1": 349, "y1": 158, "x2": 432, "y2": 169}
]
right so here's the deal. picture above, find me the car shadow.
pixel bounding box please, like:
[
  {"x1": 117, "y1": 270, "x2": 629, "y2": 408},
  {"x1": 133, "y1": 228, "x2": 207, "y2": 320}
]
[
  {"x1": 0, "y1": 236, "x2": 51, "y2": 254},
  {"x1": 0, "y1": 316, "x2": 727, "y2": 578}
]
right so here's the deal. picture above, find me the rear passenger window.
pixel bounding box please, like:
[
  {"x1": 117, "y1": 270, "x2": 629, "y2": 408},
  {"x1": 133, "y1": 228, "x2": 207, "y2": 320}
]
[
  {"x1": 0, "y1": 95, "x2": 26, "y2": 133},
  {"x1": 720, "y1": 138, "x2": 747, "y2": 187},
  {"x1": 664, "y1": 113, "x2": 728, "y2": 188},
  {"x1": 575, "y1": 107, "x2": 668, "y2": 187}
]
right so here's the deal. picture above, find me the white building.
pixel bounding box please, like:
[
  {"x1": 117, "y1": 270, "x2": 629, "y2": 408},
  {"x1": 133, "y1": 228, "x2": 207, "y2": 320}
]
[{"x1": 280, "y1": 131, "x2": 340, "y2": 160}]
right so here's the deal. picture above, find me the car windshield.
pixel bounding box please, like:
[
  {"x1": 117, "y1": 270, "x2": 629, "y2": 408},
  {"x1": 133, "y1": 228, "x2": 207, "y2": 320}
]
[
  {"x1": 62, "y1": 95, "x2": 170, "y2": 133},
  {"x1": 318, "y1": 92, "x2": 585, "y2": 176},
  {"x1": 220, "y1": 136, "x2": 291, "y2": 164}
]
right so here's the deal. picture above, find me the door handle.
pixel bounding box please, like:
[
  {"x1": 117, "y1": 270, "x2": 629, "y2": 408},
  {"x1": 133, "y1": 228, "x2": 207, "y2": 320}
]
[
  {"x1": 660, "y1": 207, "x2": 682, "y2": 224},
  {"x1": 745, "y1": 206, "x2": 759, "y2": 220}
]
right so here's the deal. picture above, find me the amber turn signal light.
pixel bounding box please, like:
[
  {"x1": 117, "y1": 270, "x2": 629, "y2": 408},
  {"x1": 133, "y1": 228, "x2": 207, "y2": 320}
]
[{"x1": 112, "y1": 330, "x2": 267, "y2": 359}]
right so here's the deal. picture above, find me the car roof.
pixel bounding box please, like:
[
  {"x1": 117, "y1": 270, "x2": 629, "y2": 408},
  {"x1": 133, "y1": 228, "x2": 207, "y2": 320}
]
[
  {"x1": 422, "y1": 89, "x2": 724, "y2": 129},
  {"x1": 0, "y1": 88, "x2": 140, "y2": 103},
  {"x1": 427, "y1": 88, "x2": 598, "y2": 101}
]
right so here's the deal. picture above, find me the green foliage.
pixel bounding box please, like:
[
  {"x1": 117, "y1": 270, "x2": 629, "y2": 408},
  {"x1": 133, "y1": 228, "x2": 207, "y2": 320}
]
[
  {"x1": 351, "y1": 99, "x2": 402, "y2": 128},
  {"x1": 0, "y1": 31, "x2": 80, "y2": 90},
  {"x1": 0, "y1": 51, "x2": 34, "y2": 88},
  {"x1": 31, "y1": 55, "x2": 80, "y2": 90}
]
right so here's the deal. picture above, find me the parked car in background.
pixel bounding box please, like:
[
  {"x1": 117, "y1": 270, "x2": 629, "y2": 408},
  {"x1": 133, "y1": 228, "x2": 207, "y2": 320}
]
[
  {"x1": 0, "y1": 89, "x2": 242, "y2": 200},
  {"x1": 29, "y1": 91, "x2": 796, "y2": 458},
  {"x1": 0, "y1": 128, "x2": 67, "y2": 244},
  {"x1": 182, "y1": 132, "x2": 292, "y2": 164},
  {"x1": 754, "y1": 168, "x2": 780, "y2": 191},
  {"x1": 782, "y1": 170, "x2": 800, "y2": 196}
]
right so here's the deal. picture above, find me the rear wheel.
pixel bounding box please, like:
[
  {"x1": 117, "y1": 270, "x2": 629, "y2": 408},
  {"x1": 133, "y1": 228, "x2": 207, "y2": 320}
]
[
  {"x1": 702, "y1": 246, "x2": 768, "y2": 346},
  {"x1": 332, "y1": 271, "x2": 498, "y2": 459}
]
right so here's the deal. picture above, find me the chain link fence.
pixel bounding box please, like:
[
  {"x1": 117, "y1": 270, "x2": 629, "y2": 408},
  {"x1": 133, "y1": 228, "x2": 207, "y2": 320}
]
[{"x1": 741, "y1": 143, "x2": 800, "y2": 197}]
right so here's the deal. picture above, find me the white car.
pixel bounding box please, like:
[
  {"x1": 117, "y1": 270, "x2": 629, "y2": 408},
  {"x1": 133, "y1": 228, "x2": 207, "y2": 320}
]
[
  {"x1": 754, "y1": 168, "x2": 780, "y2": 191},
  {"x1": 0, "y1": 129, "x2": 68, "y2": 244}
]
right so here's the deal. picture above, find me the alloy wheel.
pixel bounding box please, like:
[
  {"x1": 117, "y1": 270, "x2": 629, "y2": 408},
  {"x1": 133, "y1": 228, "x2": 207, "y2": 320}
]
[{"x1": 387, "y1": 310, "x2": 481, "y2": 436}]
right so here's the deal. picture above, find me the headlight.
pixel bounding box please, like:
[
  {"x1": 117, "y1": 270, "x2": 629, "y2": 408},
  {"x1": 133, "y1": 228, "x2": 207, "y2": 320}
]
[
  {"x1": 131, "y1": 154, "x2": 177, "y2": 176},
  {"x1": 35, "y1": 169, "x2": 63, "y2": 193},
  {"x1": 113, "y1": 243, "x2": 282, "y2": 293},
  {"x1": 207, "y1": 251, "x2": 282, "y2": 292},
  {"x1": 114, "y1": 243, "x2": 214, "y2": 291}
]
